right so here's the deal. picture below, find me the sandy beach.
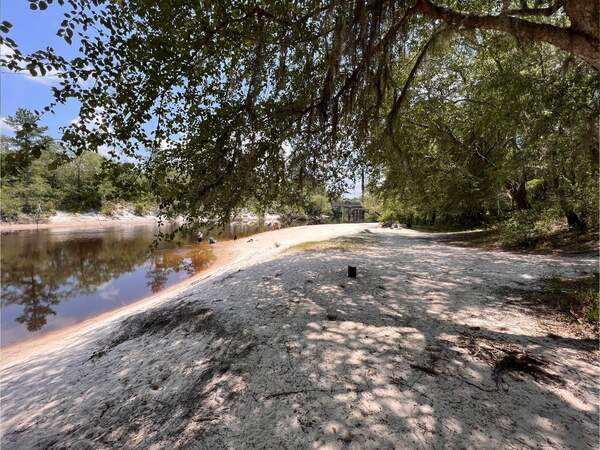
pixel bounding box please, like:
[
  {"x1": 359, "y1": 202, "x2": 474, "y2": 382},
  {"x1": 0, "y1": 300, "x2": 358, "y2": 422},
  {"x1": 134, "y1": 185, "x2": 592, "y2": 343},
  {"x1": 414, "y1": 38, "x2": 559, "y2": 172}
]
[
  {"x1": 0, "y1": 211, "x2": 282, "y2": 233},
  {"x1": 1, "y1": 225, "x2": 598, "y2": 449},
  {"x1": 0, "y1": 212, "x2": 160, "y2": 233},
  {"x1": 0, "y1": 223, "x2": 374, "y2": 363}
]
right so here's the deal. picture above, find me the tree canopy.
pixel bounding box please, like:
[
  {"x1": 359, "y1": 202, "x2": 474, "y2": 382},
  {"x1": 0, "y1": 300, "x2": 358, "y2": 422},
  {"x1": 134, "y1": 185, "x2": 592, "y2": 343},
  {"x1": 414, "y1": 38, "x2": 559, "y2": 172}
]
[{"x1": 1, "y1": 0, "x2": 598, "y2": 226}]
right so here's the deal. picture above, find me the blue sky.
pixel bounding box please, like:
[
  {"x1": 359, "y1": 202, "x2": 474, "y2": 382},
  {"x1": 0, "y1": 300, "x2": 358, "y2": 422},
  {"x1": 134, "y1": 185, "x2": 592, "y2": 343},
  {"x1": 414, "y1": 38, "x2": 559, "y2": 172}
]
[{"x1": 1, "y1": 1, "x2": 78, "y2": 137}]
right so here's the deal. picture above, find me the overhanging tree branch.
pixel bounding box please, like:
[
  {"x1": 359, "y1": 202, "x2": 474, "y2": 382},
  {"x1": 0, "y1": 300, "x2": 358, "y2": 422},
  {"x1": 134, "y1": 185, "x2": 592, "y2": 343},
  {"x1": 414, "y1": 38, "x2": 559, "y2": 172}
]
[
  {"x1": 414, "y1": 0, "x2": 600, "y2": 70},
  {"x1": 386, "y1": 27, "x2": 446, "y2": 135}
]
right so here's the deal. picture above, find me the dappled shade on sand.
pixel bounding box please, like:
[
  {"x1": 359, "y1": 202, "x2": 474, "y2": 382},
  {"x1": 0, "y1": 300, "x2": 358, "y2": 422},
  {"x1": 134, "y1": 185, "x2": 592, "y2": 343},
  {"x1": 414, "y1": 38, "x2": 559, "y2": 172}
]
[{"x1": 0, "y1": 228, "x2": 596, "y2": 448}]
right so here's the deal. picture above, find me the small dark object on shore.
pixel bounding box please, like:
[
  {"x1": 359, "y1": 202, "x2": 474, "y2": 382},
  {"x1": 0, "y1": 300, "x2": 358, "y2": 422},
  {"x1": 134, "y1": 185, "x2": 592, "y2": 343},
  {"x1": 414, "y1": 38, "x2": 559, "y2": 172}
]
[
  {"x1": 234, "y1": 235, "x2": 237, "y2": 240},
  {"x1": 348, "y1": 266, "x2": 357, "y2": 278},
  {"x1": 208, "y1": 236, "x2": 217, "y2": 244},
  {"x1": 326, "y1": 313, "x2": 338, "y2": 321},
  {"x1": 196, "y1": 231, "x2": 204, "y2": 242}
]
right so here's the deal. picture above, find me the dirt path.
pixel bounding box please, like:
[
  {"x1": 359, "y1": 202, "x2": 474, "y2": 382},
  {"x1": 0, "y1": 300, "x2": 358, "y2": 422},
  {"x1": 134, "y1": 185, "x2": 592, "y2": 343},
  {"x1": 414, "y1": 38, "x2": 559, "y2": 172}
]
[{"x1": 1, "y1": 227, "x2": 597, "y2": 449}]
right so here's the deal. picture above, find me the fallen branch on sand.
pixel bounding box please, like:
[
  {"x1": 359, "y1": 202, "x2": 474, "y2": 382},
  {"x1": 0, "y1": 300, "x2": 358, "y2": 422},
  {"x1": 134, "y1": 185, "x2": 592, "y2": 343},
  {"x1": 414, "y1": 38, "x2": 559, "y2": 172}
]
[
  {"x1": 493, "y1": 352, "x2": 564, "y2": 388},
  {"x1": 457, "y1": 333, "x2": 564, "y2": 389}
]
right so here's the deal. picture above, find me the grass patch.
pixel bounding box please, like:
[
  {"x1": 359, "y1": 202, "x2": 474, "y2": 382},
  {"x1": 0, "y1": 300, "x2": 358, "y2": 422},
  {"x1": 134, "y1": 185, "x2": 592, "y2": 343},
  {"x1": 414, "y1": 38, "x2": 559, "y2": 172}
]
[
  {"x1": 433, "y1": 229, "x2": 501, "y2": 250},
  {"x1": 287, "y1": 237, "x2": 368, "y2": 253},
  {"x1": 437, "y1": 228, "x2": 598, "y2": 255},
  {"x1": 526, "y1": 272, "x2": 599, "y2": 323},
  {"x1": 501, "y1": 229, "x2": 599, "y2": 253}
]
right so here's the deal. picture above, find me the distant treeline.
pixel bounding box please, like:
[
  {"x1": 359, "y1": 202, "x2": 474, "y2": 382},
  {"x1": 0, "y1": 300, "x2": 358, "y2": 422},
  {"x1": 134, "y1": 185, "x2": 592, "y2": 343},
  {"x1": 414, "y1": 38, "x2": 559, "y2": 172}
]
[{"x1": 0, "y1": 109, "x2": 156, "y2": 221}]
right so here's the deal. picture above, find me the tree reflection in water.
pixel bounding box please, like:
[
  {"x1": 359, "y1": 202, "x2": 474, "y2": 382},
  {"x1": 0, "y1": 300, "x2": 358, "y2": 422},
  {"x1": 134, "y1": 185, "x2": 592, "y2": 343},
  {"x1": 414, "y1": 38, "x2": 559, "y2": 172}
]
[
  {"x1": 146, "y1": 247, "x2": 215, "y2": 293},
  {"x1": 0, "y1": 225, "x2": 214, "y2": 339}
]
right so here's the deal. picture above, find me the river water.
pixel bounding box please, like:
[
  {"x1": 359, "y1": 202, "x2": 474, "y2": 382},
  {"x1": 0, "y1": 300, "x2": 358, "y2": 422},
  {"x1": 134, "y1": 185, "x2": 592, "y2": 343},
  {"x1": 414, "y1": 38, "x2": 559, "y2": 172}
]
[{"x1": 0, "y1": 222, "x2": 265, "y2": 346}]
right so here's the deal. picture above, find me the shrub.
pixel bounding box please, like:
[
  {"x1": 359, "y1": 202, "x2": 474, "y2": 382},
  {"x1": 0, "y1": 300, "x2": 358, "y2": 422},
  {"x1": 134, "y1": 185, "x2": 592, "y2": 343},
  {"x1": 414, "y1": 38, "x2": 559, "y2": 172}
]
[
  {"x1": 539, "y1": 274, "x2": 599, "y2": 323},
  {"x1": 305, "y1": 193, "x2": 332, "y2": 218},
  {"x1": 498, "y1": 210, "x2": 538, "y2": 246},
  {"x1": 0, "y1": 185, "x2": 23, "y2": 221},
  {"x1": 526, "y1": 178, "x2": 546, "y2": 202},
  {"x1": 577, "y1": 289, "x2": 600, "y2": 323},
  {"x1": 133, "y1": 195, "x2": 157, "y2": 216},
  {"x1": 499, "y1": 208, "x2": 566, "y2": 247},
  {"x1": 100, "y1": 201, "x2": 119, "y2": 217},
  {"x1": 133, "y1": 202, "x2": 147, "y2": 216}
]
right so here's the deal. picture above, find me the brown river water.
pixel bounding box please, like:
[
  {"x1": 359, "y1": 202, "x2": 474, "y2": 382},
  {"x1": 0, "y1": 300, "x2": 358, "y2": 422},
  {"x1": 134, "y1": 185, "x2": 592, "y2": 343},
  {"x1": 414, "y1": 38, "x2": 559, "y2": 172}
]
[{"x1": 0, "y1": 222, "x2": 265, "y2": 346}]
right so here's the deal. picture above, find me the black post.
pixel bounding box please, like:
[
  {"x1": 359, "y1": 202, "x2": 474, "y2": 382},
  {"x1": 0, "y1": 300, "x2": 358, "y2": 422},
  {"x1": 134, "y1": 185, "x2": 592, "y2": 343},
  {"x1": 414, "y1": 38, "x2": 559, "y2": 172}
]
[{"x1": 348, "y1": 266, "x2": 357, "y2": 278}]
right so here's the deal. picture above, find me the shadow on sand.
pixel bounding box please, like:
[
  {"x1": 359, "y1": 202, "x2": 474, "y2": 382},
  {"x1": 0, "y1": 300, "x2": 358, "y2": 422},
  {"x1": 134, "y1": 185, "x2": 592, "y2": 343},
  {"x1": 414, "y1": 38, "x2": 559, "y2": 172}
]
[{"x1": 1, "y1": 230, "x2": 598, "y2": 449}]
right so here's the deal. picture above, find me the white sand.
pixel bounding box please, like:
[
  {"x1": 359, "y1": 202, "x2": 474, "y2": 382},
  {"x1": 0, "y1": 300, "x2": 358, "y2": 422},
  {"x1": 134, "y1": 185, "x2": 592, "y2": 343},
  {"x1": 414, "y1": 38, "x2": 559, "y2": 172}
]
[
  {"x1": 0, "y1": 211, "x2": 160, "y2": 232},
  {"x1": 0, "y1": 224, "x2": 374, "y2": 362},
  {"x1": 1, "y1": 226, "x2": 598, "y2": 449},
  {"x1": 0, "y1": 210, "x2": 279, "y2": 233}
]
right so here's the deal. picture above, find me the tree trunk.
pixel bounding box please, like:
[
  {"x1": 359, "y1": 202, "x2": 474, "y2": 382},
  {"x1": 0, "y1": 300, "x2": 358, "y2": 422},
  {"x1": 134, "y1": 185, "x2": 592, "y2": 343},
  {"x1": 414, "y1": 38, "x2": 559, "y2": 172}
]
[
  {"x1": 564, "y1": 0, "x2": 598, "y2": 40},
  {"x1": 506, "y1": 180, "x2": 530, "y2": 210},
  {"x1": 361, "y1": 168, "x2": 365, "y2": 202},
  {"x1": 77, "y1": 160, "x2": 82, "y2": 206}
]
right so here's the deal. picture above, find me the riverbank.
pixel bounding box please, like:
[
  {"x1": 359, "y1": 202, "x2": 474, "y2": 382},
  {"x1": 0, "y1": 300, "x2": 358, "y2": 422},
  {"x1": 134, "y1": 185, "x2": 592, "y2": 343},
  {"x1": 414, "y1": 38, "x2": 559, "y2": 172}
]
[
  {"x1": 0, "y1": 210, "x2": 284, "y2": 233},
  {"x1": 0, "y1": 211, "x2": 160, "y2": 233},
  {"x1": 0, "y1": 223, "x2": 374, "y2": 361},
  {"x1": 1, "y1": 226, "x2": 597, "y2": 449}
]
